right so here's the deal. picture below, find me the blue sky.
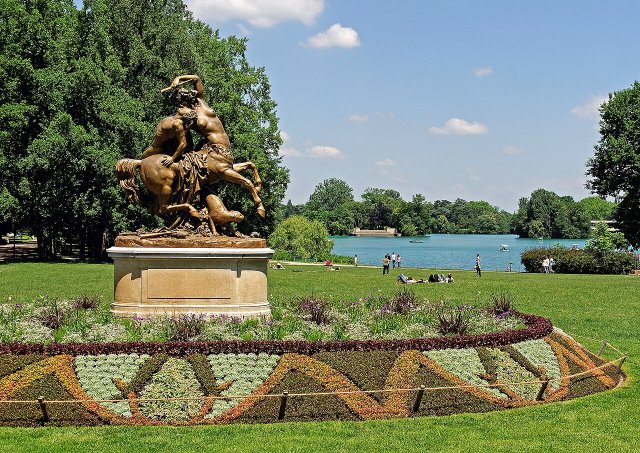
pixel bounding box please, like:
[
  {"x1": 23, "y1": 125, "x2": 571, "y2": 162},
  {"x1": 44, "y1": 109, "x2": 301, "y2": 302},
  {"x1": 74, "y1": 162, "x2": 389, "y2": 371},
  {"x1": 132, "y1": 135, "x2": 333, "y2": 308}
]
[{"x1": 188, "y1": 2, "x2": 639, "y2": 210}]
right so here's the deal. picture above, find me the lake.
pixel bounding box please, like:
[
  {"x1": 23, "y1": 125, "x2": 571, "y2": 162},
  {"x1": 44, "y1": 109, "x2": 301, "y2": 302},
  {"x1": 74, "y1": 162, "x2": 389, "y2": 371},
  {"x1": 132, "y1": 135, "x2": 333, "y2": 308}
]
[{"x1": 330, "y1": 234, "x2": 587, "y2": 272}]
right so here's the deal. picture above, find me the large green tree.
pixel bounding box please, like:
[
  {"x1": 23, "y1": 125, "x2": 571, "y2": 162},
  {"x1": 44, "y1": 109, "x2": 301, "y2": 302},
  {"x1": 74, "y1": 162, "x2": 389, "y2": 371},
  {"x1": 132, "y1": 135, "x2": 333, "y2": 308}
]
[
  {"x1": 587, "y1": 81, "x2": 640, "y2": 247},
  {"x1": 268, "y1": 215, "x2": 333, "y2": 260},
  {"x1": 304, "y1": 178, "x2": 355, "y2": 235},
  {"x1": 513, "y1": 189, "x2": 589, "y2": 239},
  {"x1": 0, "y1": 0, "x2": 287, "y2": 257}
]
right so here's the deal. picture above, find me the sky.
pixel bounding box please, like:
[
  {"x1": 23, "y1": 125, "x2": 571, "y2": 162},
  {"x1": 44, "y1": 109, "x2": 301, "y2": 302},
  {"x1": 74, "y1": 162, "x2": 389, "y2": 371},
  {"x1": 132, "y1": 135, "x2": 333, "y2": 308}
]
[{"x1": 179, "y1": 2, "x2": 638, "y2": 210}]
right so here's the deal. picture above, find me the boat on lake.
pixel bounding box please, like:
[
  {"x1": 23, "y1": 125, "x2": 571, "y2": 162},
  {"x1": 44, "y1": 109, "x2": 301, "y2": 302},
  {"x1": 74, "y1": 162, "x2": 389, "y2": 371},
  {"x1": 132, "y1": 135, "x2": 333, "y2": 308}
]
[
  {"x1": 499, "y1": 244, "x2": 509, "y2": 252},
  {"x1": 409, "y1": 240, "x2": 423, "y2": 243}
]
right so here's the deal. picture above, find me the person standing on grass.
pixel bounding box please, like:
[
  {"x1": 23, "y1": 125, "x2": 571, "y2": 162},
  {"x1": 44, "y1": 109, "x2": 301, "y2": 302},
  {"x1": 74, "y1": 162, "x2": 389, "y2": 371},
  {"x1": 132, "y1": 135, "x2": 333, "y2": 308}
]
[
  {"x1": 391, "y1": 252, "x2": 397, "y2": 269},
  {"x1": 397, "y1": 255, "x2": 402, "y2": 268},
  {"x1": 475, "y1": 254, "x2": 482, "y2": 277},
  {"x1": 542, "y1": 255, "x2": 550, "y2": 274},
  {"x1": 383, "y1": 255, "x2": 390, "y2": 275},
  {"x1": 549, "y1": 256, "x2": 555, "y2": 273},
  {"x1": 354, "y1": 254, "x2": 358, "y2": 268}
]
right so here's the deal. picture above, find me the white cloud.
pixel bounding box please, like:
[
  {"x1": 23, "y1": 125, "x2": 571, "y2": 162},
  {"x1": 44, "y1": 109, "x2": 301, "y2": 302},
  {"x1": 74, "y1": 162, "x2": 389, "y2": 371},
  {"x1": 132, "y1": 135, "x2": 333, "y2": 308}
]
[
  {"x1": 185, "y1": 0, "x2": 324, "y2": 28},
  {"x1": 429, "y1": 118, "x2": 488, "y2": 135},
  {"x1": 503, "y1": 145, "x2": 524, "y2": 155},
  {"x1": 474, "y1": 66, "x2": 493, "y2": 77},
  {"x1": 304, "y1": 23, "x2": 360, "y2": 48},
  {"x1": 375, "y1": 158, "x2": 397, "y2": 167},
  {"x1": 237, "y1": 23, "x2": 252, "y2": 35},
  {"x1": 571, "y1": 95, "x2": 607, "y2": 119},
  {"x1": 280, "y1": 146, "x2": 302, "y2": 157},
  {"x1": 348, "y1": 114, "x2": 368, "y2": 123},
  {"x1": 279, "y1": 130, "x2": 302, "y2": 157},
  {"x1": 308, "y1": 145, "x2": 345, "y2": 159}
]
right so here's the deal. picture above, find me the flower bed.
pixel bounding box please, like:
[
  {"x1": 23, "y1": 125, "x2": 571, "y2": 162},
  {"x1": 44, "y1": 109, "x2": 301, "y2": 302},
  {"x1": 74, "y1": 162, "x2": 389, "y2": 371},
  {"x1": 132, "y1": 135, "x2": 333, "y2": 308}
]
[{"x1": 0, "y1": 318, "x2": 625, "y2": 426}]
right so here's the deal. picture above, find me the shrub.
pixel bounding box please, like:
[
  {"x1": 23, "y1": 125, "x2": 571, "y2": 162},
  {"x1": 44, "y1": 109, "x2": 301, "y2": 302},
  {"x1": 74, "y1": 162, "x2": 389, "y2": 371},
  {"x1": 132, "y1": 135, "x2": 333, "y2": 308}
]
[
  {"x1": 381, "y1": 288, "x2": 417, "y2": 315},
  {"x1": 437, "y1": 306, "x2": 471, "y2": 336},
  {"x1": 167, "y1": 315, "x2": 207, "y2": 342},
  {"x1": 521, "y1": 246, "x2": 635, "y2": 274},
  {"x1": 33, "y1": 296, "x2": 68, "y2": 330},
  {"x1": 71, "y1": 294, "x2": 100, "y2": 310},
  {"x1": 298, "y1": 296, "x2": 332, "y2": 325},
  {"x1": 490, "y1": 292, "x2": 513, "y2": 316}
]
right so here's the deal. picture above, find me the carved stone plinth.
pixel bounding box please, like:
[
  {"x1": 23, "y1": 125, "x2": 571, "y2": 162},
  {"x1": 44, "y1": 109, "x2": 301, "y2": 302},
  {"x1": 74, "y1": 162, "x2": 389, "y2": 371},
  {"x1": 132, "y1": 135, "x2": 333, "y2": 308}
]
[{"x1": 107, "y1": 240, "x2": 273, "y2": 319}]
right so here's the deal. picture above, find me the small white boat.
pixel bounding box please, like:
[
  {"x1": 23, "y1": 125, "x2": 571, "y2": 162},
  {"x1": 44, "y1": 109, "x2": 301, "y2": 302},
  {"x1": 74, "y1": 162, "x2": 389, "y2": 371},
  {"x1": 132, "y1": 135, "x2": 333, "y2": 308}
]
[
  {"x1": 499, "y1": 244, "x2": 509, "y2": 252},
  {"x1": 409, "y1": 240, "x2": 423, "y2": 244}
]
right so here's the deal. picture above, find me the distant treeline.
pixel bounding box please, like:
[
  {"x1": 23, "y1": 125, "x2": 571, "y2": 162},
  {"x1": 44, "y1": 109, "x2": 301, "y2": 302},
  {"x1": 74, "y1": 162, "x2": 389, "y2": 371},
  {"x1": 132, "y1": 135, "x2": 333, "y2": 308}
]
[{"x1": 282, "y1": 179, "x2": 617, "y2": 239}]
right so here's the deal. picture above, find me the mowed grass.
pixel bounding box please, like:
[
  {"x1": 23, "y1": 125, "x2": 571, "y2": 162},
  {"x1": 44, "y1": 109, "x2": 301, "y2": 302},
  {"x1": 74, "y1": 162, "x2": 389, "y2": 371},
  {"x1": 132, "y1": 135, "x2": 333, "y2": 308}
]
[{"x1": 0, "y1": 261, "x2": 638, "y2": 452}]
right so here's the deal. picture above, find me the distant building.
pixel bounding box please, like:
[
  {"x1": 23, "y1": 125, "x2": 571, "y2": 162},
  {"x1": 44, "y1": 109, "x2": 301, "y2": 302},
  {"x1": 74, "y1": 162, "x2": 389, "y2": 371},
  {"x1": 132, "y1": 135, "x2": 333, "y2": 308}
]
[
  {"x1": 590, "y1": 220, "x2": 619, "y2": 232},
  {"x1": 352, "y1": 227, "x2": 399, "y2": 237}
]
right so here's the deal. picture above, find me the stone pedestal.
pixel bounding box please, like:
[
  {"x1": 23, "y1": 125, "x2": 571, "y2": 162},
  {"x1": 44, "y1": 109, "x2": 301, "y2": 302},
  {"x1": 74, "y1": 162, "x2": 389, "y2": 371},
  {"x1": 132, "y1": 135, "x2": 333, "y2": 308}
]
[{"x1": 107, "y1": 239, "x2": 273, "y2": 318}]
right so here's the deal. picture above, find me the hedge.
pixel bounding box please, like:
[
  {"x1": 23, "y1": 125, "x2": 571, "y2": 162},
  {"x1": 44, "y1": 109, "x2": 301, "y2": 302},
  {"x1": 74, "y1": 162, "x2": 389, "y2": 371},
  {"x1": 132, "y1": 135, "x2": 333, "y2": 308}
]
[{"x1": 521, "y1": 246, "x2": 635, "y2": 274}]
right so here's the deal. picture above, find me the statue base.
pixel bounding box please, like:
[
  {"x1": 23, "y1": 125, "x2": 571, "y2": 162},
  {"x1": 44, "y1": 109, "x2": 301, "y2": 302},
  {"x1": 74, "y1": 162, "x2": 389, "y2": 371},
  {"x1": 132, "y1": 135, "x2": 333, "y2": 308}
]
[{"x1": 107, "y1": 236, "x2": 273, "y2": 319}]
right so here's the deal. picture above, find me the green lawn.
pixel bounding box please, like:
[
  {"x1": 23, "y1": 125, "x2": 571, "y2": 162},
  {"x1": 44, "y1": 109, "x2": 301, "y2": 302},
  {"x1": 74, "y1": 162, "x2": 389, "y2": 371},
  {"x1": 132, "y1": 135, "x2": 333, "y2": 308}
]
[{"x1": 0, "y1": 262, "x2": 638, "y2": 452}]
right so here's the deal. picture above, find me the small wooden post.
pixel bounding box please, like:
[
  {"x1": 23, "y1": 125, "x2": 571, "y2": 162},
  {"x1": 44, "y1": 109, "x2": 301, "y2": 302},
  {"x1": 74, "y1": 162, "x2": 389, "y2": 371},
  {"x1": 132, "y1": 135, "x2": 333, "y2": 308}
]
[
  {"x1": 598, "y1": 340, "x2": 608, "y2": 356},
  {"x1": 37, "y1": 396, "x2": 49, "y2": 424},
  {"x1": 412, "y1": 385, "x2": 426, "y2": 413},
  {"x1": 278, "y1": 391, "x2": 289, "y2": 420},
  {"x1": 536, "y1": 378, "x2": 550, "y2": 401},
  {"x1": 617, "y1": 356, "x2": 626, "y2": 372}
]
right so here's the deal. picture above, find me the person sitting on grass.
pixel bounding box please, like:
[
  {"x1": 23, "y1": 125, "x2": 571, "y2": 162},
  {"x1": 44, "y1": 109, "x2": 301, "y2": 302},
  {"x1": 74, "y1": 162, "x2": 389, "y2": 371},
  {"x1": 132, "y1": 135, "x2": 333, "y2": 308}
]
[
  {"x1": 396, "y1": 273, "x2": 409, "y2": 284},
  {"x1": 446, "y1": 273, "x2": 454, "y2": 283}
]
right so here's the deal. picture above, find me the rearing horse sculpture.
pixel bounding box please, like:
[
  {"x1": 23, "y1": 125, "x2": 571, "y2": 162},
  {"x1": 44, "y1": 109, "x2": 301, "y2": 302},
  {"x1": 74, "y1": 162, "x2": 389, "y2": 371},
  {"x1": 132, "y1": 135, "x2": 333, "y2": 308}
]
[
  {"x1": 115, "y1": 74, "x2": 265, "y2": 232},
  {"x1": 116, "y1": 150, "x2": 264, "y2": 230}
]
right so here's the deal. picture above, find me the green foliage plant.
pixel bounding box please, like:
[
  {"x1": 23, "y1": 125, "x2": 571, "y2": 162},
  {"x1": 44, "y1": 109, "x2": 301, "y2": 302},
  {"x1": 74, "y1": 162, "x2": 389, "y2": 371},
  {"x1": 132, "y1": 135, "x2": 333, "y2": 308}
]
[
  {"x1": 587, "y1": 81, "x2": 640, "y2": 247},
  {"x1": 268, "y1": 216, "x2": 333, "y2": 260}
]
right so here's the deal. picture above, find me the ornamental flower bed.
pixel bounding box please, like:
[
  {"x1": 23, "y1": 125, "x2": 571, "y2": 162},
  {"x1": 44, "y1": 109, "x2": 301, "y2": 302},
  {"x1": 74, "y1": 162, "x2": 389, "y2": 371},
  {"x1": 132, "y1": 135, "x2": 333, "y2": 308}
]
[{"x1": 0, "y1": 315, "x2": 625, "y2": 426}]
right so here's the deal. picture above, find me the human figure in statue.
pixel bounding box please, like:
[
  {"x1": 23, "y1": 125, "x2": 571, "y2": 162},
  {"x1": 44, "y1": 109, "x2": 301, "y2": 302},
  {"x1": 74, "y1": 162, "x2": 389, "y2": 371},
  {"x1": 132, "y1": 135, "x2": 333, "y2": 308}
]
[
  {"x1": 140, "y1": 110, "x2": 198, "y2": 166},
  {"x1": 163, "y1": 74, "x2": 264, "y2": 217},
  {"x1": 167, "y1": 75, "x2": 233, "y2": 166}
]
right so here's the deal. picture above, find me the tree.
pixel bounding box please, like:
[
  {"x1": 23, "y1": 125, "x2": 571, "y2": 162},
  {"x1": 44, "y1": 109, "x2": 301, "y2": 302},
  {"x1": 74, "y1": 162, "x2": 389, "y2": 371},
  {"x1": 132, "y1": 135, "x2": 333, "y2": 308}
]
[
  {"x1": 578, "y1": 196, "x2": 616, "y2": 221},
  {"x1": 305, "y1": 178, "x2": 354, "y2": 213},
  {"x1": 0, "y1": 0, "x2": 288, "y2": 257},
  {"x1": 587, "y1": 81, "x2": 640, "y2": 247},
  {"x1": 268, "y1": 215, "x2": 333, "y2": 260},
  {"x1": 304, "y1": 178, "x2": 355, "y2": 235},
  {"x1": 585, "y1": 221, "x2": 629, "y2": 255},
  {"x1": 513, "y1": 189, "x2": 588, "y2": 239}
]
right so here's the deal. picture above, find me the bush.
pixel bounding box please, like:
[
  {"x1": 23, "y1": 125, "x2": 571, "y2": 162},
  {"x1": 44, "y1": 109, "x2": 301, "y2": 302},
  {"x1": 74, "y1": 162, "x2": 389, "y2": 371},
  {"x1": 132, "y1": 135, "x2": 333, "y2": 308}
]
[
  {"x1": 490, "y1": 292, "x2": 513, "y2": 315},
  {"x1": 437, "y1": 306, "x2": 471, "y2": 336},
  {"x1": 298, "y1": 296, "x2": 332, "y2": 325},
  {"x1": 381, "y1": 289, "x2": 417, "y2": 315},
  {"x1": 520, "y1": 246, "x2": 635, "y2": 274}
]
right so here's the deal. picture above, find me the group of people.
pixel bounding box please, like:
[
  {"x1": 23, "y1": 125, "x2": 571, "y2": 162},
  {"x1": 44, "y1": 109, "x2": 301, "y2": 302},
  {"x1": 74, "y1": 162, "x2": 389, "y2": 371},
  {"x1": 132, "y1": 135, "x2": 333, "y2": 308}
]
[
  {"x1": 542, "y1": 255, "x2": 555, "y2": 273},
  {"x1": 382, "y1": 252, "x2": 402, "y2": 275},
  {"x1": 396, "y1": 272, "x2": 454, "y2": 284}
]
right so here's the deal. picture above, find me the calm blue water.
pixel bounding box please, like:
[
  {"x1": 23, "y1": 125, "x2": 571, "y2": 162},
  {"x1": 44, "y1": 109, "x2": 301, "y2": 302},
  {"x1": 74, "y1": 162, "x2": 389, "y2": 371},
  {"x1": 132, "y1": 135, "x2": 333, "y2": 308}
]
[{"x1": 331, "y1": 234, "x2": 587, "y2": 271}]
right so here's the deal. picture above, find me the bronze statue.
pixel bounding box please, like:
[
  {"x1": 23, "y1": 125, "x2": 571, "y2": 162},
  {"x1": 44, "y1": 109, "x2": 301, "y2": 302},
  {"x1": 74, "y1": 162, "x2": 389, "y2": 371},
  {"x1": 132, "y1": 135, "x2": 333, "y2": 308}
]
[
  {"x1": 116, "y1": 75, "x2": 265, "y2": 236},
  {"x1": 140, "y1": 110, "x2": 197, "y2": 166}
]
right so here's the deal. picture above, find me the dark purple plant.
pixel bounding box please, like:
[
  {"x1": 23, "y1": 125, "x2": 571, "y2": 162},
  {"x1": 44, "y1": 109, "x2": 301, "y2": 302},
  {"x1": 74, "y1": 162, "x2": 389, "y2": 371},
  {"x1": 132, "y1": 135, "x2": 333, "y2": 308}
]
[
  {"x1": 386, "y1": 288, "x2": 417, "y2": 315},
  {"x1": 298, "y1": 296, "x2": 332, "y2": 325},
  {"x1": 490, "y1": 292, "x2": 514, "y2": 316},
  {"x1": 71, "y1": 294, "x2": 100, "y2": 310},
  {"x1": 437, "y1": 305, "x2": 471, "y2": 336},
  {"x1": 168, "y1": 314, "x2": 206, "y2": 341},
  {"x1": 35, "y1": 297, "x2": 68, "y2": 330}
]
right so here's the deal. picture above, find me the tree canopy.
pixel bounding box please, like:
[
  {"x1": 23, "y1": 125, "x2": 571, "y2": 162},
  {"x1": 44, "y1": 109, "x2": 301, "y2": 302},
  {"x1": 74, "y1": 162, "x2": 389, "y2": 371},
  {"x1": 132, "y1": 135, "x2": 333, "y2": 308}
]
[
  {"x1": 0, "y1": 0, "x2": 288, "y2": 258},
  {"x1": 587, "y1": 81, "x2": 640, "y2": 248},
  {"x1": 268, "y1": 215, "x2": 332, "y2": 260}
]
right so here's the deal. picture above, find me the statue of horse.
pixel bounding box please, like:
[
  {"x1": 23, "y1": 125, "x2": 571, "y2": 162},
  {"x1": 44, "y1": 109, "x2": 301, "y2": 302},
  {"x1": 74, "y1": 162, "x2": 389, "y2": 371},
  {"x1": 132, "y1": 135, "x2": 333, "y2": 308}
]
[{"x1": 116, "y1": 149, "x2": 264, "y2": 231}]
